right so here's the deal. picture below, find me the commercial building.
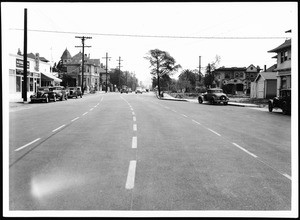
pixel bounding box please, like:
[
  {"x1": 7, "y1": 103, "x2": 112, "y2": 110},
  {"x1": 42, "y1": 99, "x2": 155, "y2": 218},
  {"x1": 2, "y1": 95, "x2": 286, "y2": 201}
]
[{"x1": 9, "y1": 51, "x2": 61, "y2": 101}]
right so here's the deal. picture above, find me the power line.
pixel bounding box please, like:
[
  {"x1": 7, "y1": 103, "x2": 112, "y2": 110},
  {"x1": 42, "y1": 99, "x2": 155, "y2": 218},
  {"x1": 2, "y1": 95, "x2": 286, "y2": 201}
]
[{"x1": 9, "y1": 28, "x2": 288, "y2": 39}]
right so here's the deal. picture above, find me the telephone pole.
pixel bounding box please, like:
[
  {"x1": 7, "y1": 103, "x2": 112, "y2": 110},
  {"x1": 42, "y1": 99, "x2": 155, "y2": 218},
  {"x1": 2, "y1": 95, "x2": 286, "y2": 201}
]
[
  {"x1": 22, "y1": 8, "x2": 28, "y2": 103},
  {"x1": 102, "y1": 53, "x2": 111, "y2": 93},
  {"x1": 75, "y1": 36, "x2": 92, "y2": 95},
  {"x1": 198, "y1": 56, "x2": 201, "y2": 82},
  {"x1": 117, "y1": 56, "x2": 123, "y2": 90}
]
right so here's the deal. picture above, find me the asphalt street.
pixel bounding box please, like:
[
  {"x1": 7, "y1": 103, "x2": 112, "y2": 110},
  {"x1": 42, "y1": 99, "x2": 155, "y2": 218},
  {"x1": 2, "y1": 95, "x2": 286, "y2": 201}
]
[{"x1": 8, "y1": 92, "x2": 292, "y2": 211}]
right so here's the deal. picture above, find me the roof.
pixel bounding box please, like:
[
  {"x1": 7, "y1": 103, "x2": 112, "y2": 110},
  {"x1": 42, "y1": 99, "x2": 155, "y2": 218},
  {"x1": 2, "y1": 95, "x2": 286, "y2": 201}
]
[
  {"x1": 268, "y1": 39, "x2": 291, "y2": 53},
  {"x1": 61, "y1": 48, "x2": 72, "y2": 60},
  {"x1": 27, "y1": 53, "x2": 49, "y2": 62},
  {"x1": 41, "y1": 72, "x2": 62, "y2": 82},
  {"x1": 254, "y1": 72, "x2": 277, "y2": 82},
  {"x1": 214, "y1": 67, "x2": 246, "y2": 72},
  {"x1": 266, "y1": 64, "x2": 277, "y2": 72}
]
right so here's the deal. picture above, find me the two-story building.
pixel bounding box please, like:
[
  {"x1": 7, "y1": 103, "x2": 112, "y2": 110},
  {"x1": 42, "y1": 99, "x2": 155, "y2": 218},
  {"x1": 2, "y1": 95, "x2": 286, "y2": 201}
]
[
  {"x1": 212, "y1": 64, "x2": 261, "y2": 95},
  {"x1": 60, "y1": 48, "x2": 106, "y2": 92},
  {"x1": 9, "y1": 51, "x2": 61, "y2": 101},
  {"x1": 268, "y1": 39, "x2": 291, "y2": 96}
]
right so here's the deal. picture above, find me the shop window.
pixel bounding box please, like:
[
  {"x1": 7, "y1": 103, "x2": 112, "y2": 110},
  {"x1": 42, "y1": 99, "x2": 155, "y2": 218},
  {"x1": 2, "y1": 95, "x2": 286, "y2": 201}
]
[
  {"x1": 30, "y1": 78, "x2": 33, "y2": 91},
  {"x1": 280, "y1": 51, "x2": 288, "y2": 63},
  {"x1": 16, "y1": 76, "x2": 21, "y2": 92}
]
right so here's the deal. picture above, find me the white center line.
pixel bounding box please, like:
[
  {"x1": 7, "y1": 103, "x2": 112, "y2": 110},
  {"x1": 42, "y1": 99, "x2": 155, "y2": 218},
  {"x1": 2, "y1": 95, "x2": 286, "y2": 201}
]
[
  {"x1": 232, "y1": 143, "x2": 258, "y2": 158},
  {"x1": 82, "y1": 112, "x2": 88, "y2": 116},
  {"x1": 207, "y1": 128, "x2": 221, "y2": 136},
  {"x1": 133, "y1": 124, "x2": 137, "y2": 131},
  {"x1": 172, "y1": 109, "x2": 177, "y2": 113},
  {"x1": 132, "y1": 112, "x2": 135, "y2": 115},
  {"x1": 90, "y1": 108, "x2": 94, "y2": 111},
  {"x1": 52, "y1": 124, "x2": 66, "y2": 132},
  {"x1": 125, "y1": 160, "x2": 137, "y2": 189},
  {"x1": 133, "y1": 116, "x2": 136, "y2": 122},
  {"x1": 192, "y1": 119, "x2": 201, "y2": 125},
  {"x1": 71, "y1": 117, "x2": 79, "y2": 122},
  {"x1": 181, "y1": 114, "x2": 188, "y2": 118},
  {"x1": 132, "y1": 137, "x2": 137, "y2": 149},
  {"x1": 282, "y1": 173, "x2": 292, "y2": 180},
  {"x1": 15, "y1": 138, "x2": 41, "y2": 152}
]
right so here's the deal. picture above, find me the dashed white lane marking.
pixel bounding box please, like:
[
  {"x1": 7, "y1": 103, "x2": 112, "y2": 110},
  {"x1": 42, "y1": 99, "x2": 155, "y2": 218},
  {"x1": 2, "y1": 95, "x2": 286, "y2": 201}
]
[
  {"x1": 207, "y1": 128, "x2": 221, "y2": 136},
  {"x1": 283, "y1": 173, "x2": 292, "y2": 180},
  {"x1": 172, "y1": 109, "x2": 177, "y2": 113},
  {"x1": 181, "y1": 114, "x2": 188, "y2": 118},
  {"x1": 90, "y1": 108, "x2": 94, "y2": 111},
  {"x1": 82, "y1": 112, "x2": 88, "y2": 116},
  {"x1": 101, "y1": 97, "x2": 104, "y2": 101},
  {"x1": 132, "y1": 137, "x2": 137, "y2": 149},
  {"x1": 15, "y1": 138, "x2": 41, "y2": 152},
  {"x1": 71, "y1": 117, "x2": 79, "y2": 122},
  {"x1": 133, "y1": 124, "x2": 137, "y2": 131},
  {"x1": 133, "y1": 116, "x2": 136, "y2": 122},
  {"x1": 164, "y1": 106, "x2": 170, "y2": 109},
  {"x1": 52, "y1": 124, "x2": 66, "y2": 132},
  {"x1": 132, "y1": 112, "x2": 135, "y2": 115},
  {"x1": 192, "y1": 119, "x2": 201, "y2": 125},
  {"x1": 125, "y1": 160, "x2": 137, "y2": 189},
  {"x1": 130, "y1": 108, "x2": 134, "y2": 111},
  {"x1": 232, "y1": 143, "x2": 258, "y2": 158}
]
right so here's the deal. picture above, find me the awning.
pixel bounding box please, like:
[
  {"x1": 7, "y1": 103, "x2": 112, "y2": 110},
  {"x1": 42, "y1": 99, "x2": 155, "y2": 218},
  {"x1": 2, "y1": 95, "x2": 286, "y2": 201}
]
[{"x1": 41, "y1": 72, "x2": 62, "y2": 82}]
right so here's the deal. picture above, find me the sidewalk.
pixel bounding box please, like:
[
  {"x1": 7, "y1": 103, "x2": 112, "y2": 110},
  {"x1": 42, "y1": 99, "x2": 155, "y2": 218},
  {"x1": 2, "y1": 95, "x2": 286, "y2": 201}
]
[{"x1": 159, "y1": 93, "x2": 260, "y2": 108}]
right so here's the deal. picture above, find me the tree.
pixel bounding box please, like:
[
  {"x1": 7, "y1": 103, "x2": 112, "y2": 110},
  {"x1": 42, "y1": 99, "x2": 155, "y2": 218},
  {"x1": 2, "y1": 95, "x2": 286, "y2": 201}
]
[
  {"x1": 144, "y1": 49, "x2": 181, "y2": 96},
  {"x1": 203, "y1": 55, "x2": 221, "y2": 88},
  {"x1": 178, "y1": 69, "x2": 197, "y2": 92}
]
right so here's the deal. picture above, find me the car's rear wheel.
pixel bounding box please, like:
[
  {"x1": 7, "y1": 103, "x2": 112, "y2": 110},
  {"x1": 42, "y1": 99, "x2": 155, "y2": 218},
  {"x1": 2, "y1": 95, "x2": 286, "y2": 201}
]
[
  {"x1": 53, "y1": 96, "x2": 57, "y2": 102},
  {"x1": 210, "y1": 98, "x2": 215, "y2": 105},
  {"x1": 45, "y1": 97, "x2": 49, "y2": 103},
  {"x1": 268, "y1": 102, "x2": 273, "y2": 112},
  {"x1": 76, "y1": 94, "x2": 78, "y2": 99},
  {"x1": 282, "y1": 102, "x2": 288, "y2": 115},
  {"x1": 198, "y1": 97, "x2": 203, "y2": 104}
]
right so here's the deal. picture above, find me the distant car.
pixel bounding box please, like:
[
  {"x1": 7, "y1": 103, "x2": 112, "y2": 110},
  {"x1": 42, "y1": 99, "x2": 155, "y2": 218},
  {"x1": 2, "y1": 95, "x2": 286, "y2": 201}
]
[
  {"x1": 198, "y1": 88, "x2": 229, "y2": 105},
  {"x1": 120, "y1": 88, "x2": 128, "y2": 94},
  {"x1": 268, "y1": 89, "x2": 291, "y2": 115},
  {"x1": 135, "y1": 87, "x2": 143, "y2": 94},
  {"x1": 128, "y1": 88, "x2": 132, "y2": 93},
  {"x1": 68, "y1": 87, "x2": 83, "y2": 98},
  {"x1": 49, "y1": 86, "x2": 68, "y2": 101}
]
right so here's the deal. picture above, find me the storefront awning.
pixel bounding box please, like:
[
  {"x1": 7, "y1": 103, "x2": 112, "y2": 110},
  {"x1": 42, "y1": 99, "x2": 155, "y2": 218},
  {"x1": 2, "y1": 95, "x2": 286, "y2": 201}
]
[{"x1": 41, "y1": 72, "x2": 62, "y2": 82}]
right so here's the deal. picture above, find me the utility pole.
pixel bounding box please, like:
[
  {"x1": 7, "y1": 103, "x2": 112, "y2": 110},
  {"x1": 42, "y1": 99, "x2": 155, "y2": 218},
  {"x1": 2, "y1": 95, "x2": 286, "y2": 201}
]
[
  {"x1": 22, "y1": 8, "x2": 28, "y2": 103},
  {"x1": 117, "y1": 56, "x2": 123, "y2": 90},
  {"x1": 75, "y1": 36, "x2": 92, "y2": 95},
  {"x1": 102, "y1": 53, "x2": 111, "y2": 93},
  {"x1": 198, "y1": 56, "x2": 201, "y2": 82}
]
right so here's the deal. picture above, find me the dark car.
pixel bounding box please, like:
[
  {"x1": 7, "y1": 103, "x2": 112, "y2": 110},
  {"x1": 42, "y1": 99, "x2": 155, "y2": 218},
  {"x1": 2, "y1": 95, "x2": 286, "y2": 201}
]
[
  {"x1": 198, "y1": 88, "x2": 229, "y2": 105},
  {"x1": 120, "y1": 88, "x2": 128, "y2": 94},
  {"x1": 30, "y1": 87, "x2": 52, "y2": 103},
  {"x1": 48, "y1": 86, "x2": 68, "y2": 101},
  {"x1": 68, "y1": 87, "x2": 83, "y2": 98},
  {"x1": 268, "y1": 89, "x2": 291, "y2": 115}
]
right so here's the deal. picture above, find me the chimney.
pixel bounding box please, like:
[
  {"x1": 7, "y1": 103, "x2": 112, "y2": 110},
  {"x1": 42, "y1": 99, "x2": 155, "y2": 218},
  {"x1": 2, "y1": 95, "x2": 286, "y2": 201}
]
[{"x1": 264, "y1": 65, "x2": 266, "y2": 72}]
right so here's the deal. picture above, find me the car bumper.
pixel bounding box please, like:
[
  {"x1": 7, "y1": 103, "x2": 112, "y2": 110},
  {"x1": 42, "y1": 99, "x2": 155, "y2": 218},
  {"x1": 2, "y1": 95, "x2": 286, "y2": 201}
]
[{"x1": 30, "y1": 97, "x2": 46, "y2": 102}]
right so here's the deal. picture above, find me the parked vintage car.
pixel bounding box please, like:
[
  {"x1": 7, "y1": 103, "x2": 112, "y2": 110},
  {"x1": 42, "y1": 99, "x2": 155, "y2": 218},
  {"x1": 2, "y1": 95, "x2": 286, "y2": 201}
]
[
  {"x1": 198, "y1": 88, "x2": 229, "y2": 105},
  {"x1": 120, "y1": 88, "x2": 128, "y2": 94},
  {"x1": 68, "y1": 87, "x2": 83, "y2": 98},
  {"x1": 268, "y1": 89, "x2": 291, "y2": 115},
  {"x1": 135, "y1": 87, "x2": 143, "y2": 94},
  {"x1": 48, "y1": 86, "x2": 68, "y2": 101},
  {"x1": 30, "y1": 87, "x2": 55, "y2": 103}
]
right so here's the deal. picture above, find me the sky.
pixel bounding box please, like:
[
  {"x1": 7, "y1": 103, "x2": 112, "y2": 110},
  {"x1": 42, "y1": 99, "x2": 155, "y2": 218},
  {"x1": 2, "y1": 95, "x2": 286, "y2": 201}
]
[{"x1": 2, "y1": 2, "x2": 298, "y2": 87}]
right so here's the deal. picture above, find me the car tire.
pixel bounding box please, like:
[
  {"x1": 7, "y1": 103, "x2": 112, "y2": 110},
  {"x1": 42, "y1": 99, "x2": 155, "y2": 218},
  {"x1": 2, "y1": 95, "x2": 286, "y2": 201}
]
[
  {"x1": 282, "y1": 102, "x2": 288, "y2": 115},
  {"x1": 76, "y1": 95, "x2": 78, "y2": 99},
  {"x1": 53, "y1": 96, "x2": 57, "y2": 102},
  {"x1": 268, "y1": 102, "x2": 273, "y2": 112},
  {"x1": 224, "y1": 102, "x2": 228, "y2": 105},
  {"x1": 210, "y1": 98, "x2": 215, "y2": 105},
  {"x1": 198, "y1": 97, "x2": 203, "y2": 104},
  {"x1": 80, "y1": 94, "x2": 82, "y2": 98},
  {"x1": 45, "y1": 97, "x2": 49, "y2": 103}
]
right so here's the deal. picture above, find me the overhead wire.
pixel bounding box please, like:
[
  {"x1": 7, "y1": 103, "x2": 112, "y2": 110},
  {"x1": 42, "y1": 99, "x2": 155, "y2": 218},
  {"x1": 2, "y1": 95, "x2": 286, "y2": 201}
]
[{"x1": 9, "y1": 28, "x2": 288, "y2": 40}]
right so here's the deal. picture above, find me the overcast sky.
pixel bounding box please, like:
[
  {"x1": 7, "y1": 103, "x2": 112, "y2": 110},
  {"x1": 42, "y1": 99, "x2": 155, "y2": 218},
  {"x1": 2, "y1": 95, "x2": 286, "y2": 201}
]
[{"x1": 2, "y1": 2, "x2": 298, "y2": 86}]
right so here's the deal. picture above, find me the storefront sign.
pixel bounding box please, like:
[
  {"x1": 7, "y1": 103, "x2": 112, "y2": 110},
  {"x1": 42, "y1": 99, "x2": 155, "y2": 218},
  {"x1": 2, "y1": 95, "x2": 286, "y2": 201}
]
[{"x1": 16, "y1": 58, "x2": 30, "y2": 69}]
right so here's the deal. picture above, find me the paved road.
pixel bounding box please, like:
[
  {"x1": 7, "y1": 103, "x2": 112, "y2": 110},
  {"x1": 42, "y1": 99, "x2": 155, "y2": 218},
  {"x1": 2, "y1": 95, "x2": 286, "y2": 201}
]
[{"x1": 8, "y1": 92, "x2": 292, "y2": 212}]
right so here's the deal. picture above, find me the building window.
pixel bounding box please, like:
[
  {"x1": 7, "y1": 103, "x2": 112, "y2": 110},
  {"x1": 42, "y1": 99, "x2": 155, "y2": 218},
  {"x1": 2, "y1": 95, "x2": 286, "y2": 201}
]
[
  {"x1": 280, "y1": 51, "x2": 288, "y2": 63},
  {"x1": 30, "y1": 78, "x2": 33, "y2": 91},
  {"x1": 16, "y1": 76, "x2": 21, "y2": 92}
]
